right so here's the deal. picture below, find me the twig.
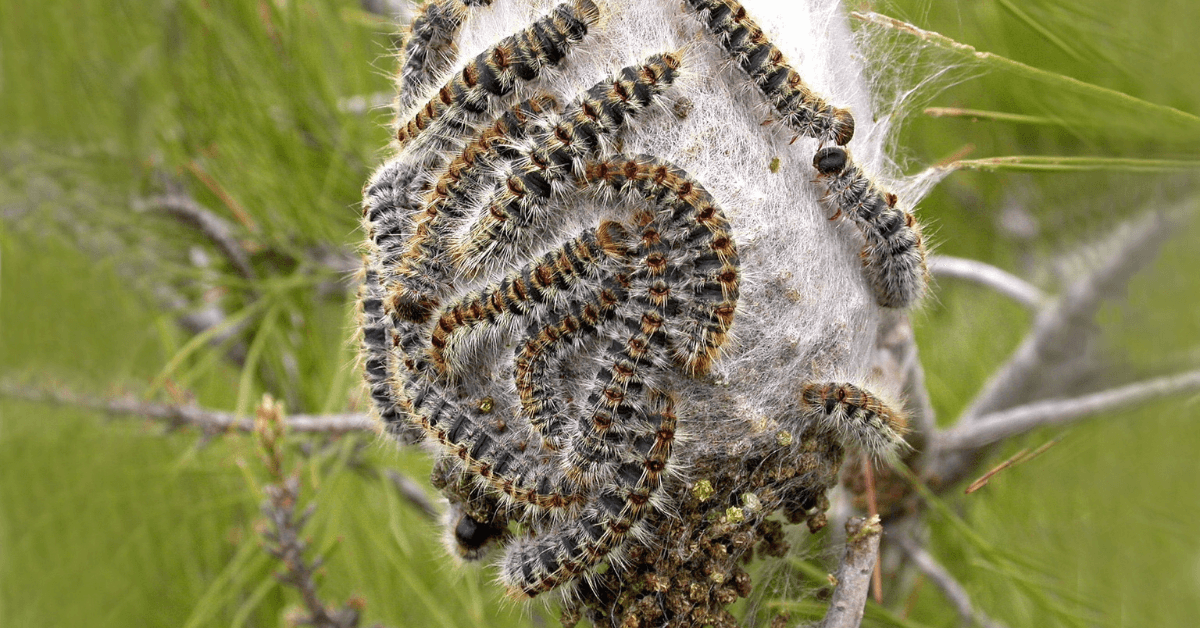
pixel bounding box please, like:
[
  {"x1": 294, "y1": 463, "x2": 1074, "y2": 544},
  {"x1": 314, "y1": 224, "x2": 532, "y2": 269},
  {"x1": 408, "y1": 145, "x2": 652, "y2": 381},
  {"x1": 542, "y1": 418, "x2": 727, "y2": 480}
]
[
  {"x1": 964, "y1": 437, "x2": 1061, "y2": 494},
  {"x1": 874, "y1": 311, "x2": 937, "y2": 451},
  {"x1": 895, "y1": 535, "x2": 1008, "y2": 628},
  {"x1": 385, "y1": 469, "x2": 440, "y2": 520},
  {"x1": 1, "y1": 382, "x2": 375, "y2": 434},
  {"x1": 817, "y1": 516, "x2": 883, "y2": 628},
  {"x1": 254, "y1": 396, "x2": 370, "y2": 628},
  {"x1": 860, "y1": 457, "x2": 883, "y2": 605},
  {"x1": 928, "y1": 255, "x2": 1045, "y2": 310},
  {"x1": 923, "y1": 107, "x2": 1070, "y2": 127},
  {"x1": 956, "y1": 211, "x2": 1175, "y2": 424},
  {"x1": 937, "y1": 369, "x2": 1200, "y2": 452},
  {"x1": 140, "y1": 194, "x2": 257, "y2": 280}
]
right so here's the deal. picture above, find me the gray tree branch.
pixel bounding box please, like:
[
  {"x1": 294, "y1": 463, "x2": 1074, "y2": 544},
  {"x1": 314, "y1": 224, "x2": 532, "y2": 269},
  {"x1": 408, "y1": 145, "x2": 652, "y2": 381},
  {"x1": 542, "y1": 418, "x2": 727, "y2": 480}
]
[
  {"x1": 1, "y1": 382, "x2": 374, "y2": 434},
  {"x1": 918, "y1": 210, "x2": 1181, "y2": 490},
  {"x1": 956, "y1": 210, "x2": 1176, "y2": 424},
  {"x1": 140, "y1": 194, "x2": 258, "y2": 280},
  {"x1": 817, "y1": 516, "x2": 883, "y2": 628},
  {"x1": 254, "y1": 397, "x2": 379, "y2": 628},
  {"x1": 385, "y1": 469, "x2": 440, "y2": 520},
  {"x1": 935, "y1": 369, "x2": 1200, "y2": 453},
  {"x1": 895, "y1": 535, "x2": 1007, "y2": 628},
  {"x1": 928, "y1": 255, "x2": 1045, "y2": 310}
]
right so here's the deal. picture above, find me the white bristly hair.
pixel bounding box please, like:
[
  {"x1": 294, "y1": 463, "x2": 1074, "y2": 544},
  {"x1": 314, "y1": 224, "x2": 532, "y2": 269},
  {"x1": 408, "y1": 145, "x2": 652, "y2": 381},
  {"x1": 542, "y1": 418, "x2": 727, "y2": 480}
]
[{"x1": 445, "y1": 0, "x2": 901, "y2": 434}]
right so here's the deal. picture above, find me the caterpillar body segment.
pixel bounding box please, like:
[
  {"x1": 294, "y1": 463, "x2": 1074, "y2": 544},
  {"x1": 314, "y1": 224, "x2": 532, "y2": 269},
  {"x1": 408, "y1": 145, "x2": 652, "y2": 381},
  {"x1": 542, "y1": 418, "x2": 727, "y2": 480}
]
[
  {"x1": 396, "y1": 0, "x2": 470, "y2": 111},
  {"x1": 396, "y1": 0, "x2": 601, "y2": 151},
  {"x1": 359, "y1": 154, "x2": 433, "y2": 439},
  {"x1": 683, "y1": 0, "x2": 854, "y2": 146},
  {"x1": 392, "y1": 226, "x2": 633, "y2": 514},
  {"x1": 429, "y1": 222, "x2": 632, "y2": 378},
  {"x1": 425, "y1": 93, "x2": 562, "y2": 234},
  {"x1": 499, "y1": 394, "x2": 677, "y2": 598},
  {"x1": 515, "y1": 279, "x2": 628, "y2": 449},
  {"x1": 399, "y1": 370, "x2": 590, "y2": 512},
  {"x1": 387, "y1": 94, "x2": 564, "y2": 329},
  {"x1": 358, "y1": 267, "x2": 425, "y2": 445},
  {"x1": 797, "y1": 381, "x2": 909, "y2": 460},
  {"x1": 553, "y1": 156, "x2": 738, "y2": 490},
  {"x1": 582, "y1": 156, "x2": 741, "y2": 376},
  {"x1": 812, "y1": 147, "x2": 928, "y2": 308},
  {"x1": 562, "y1": 308, "x2": 673, "y2": 490},
  {"x1": 452, "y1": 53, "x2": 683, "y2": 278},
  {"x1": 361, "y1": 156, "x2": 429, "y2": 267}
]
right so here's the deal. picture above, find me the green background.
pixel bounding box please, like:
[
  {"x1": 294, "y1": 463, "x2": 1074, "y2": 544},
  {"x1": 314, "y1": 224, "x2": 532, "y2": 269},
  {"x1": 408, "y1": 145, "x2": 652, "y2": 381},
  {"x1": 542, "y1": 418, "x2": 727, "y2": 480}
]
[{"x1": 2, "y1": 0, "x2": 1198, "y2": 626}]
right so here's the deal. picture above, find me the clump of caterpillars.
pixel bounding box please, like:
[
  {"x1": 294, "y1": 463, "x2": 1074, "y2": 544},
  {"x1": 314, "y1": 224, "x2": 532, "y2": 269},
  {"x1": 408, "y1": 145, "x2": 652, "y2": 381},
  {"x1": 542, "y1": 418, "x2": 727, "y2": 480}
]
[{"x1": 358, "y1": 0, "x2": 926, "y2": 624}]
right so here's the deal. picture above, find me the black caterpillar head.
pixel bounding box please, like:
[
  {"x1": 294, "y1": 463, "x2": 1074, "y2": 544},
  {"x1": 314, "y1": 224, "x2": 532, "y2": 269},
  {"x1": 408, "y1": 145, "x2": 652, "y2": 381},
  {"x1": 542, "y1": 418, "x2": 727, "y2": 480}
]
[
  {"x1": 454, "y1": 512, "x2": 504, "y2": 555},
  {"x1": 813, "y1": 146, "x2": 847, "y2": 175}
]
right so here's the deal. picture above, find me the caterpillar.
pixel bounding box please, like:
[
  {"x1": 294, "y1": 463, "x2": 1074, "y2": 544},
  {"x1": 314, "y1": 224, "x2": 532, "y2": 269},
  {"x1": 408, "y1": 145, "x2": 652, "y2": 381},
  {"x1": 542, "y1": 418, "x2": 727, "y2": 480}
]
[
  {"x1": 813, "y1": 146, "x2": 928, "y2": 309},
  {"x1": 451, "y1": 53, "x2": 683, "y2": 279},
  {"x1": 357, "y1": 1, "x2": 918, "y2": 604},
  {"x1": 499, "y1": 393, "x2": 677, "y2": 598},
  {"x1": 395, "y1": 0, "x2": 600, "y2": 151},
  {"x1": 797, "y1": 381, "x2": 909, "y2": 459},
  {"x1": 683, "y1": 0, "x2": 855, "y2": 145}
]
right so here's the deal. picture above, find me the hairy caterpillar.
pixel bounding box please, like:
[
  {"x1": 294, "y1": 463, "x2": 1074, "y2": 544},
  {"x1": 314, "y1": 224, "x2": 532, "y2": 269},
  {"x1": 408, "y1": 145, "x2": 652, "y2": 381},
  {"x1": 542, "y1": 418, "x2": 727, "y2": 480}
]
[
  {"x1": 452, "y1": 53, "x2": 683, "y2": 278},
  {"x1": 813, "y1": 146, "x2": 928, "y2": 308},
  {"x1": 683, "y1": 0, "x2": 855, "y2": 145},
  {"x1": 797, "y1": 381, "x2": 909, "y2": 459},
  {"x1": 395, "y1": 0, "x2": 600, "y2": 151}
]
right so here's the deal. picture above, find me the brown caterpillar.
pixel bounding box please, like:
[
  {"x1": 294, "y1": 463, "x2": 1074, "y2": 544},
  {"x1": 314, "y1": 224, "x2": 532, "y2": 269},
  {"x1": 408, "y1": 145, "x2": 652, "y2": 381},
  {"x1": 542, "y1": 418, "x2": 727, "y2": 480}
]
[
  {"x1": 498, "y1": 393, "x2": 677, "y2": 598},
  {"x1": 452, "y1": 53, "x2": 684, "y2": 278},
  {"x1": 683, "y1": 0, "x2": 855, "y2": 145},
  {"x1": 813, "y1": 146, "x2": 928, "y2": 309},
  {"x1": 395, "y1": 0, "x2": 600, "y2": 150},
  {"x1": 798, "y1": 381, "x2": 909, "y2": 459}
]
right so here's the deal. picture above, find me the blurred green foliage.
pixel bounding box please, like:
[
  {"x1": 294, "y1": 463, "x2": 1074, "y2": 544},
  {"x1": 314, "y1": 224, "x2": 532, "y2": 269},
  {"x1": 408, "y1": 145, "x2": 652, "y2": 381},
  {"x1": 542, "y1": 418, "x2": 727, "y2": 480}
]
[{"x1": 2, "y1": 0, "x2": 1197, "y2": 626}]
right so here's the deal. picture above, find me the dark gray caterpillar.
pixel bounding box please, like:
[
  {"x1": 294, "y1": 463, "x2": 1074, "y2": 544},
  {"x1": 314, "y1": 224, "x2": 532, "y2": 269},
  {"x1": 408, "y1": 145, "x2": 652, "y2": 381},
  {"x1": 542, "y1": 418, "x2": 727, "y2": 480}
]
[
  {"x1": 396, "y1": 0, "x2": 600, "y2": 150},
  {"x1": 683, "y1": 0, "x2": 855, "y2": 145},
  {"x1": 813, "y1": 146, "x2": 928, "y2": 309}
]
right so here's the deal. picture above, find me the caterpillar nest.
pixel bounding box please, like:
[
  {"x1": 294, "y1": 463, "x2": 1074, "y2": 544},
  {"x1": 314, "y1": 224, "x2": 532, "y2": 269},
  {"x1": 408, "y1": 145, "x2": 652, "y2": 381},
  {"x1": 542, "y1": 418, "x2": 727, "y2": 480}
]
[{"x1": 358, "y1": 0, "x2": 926, "y2": 625}]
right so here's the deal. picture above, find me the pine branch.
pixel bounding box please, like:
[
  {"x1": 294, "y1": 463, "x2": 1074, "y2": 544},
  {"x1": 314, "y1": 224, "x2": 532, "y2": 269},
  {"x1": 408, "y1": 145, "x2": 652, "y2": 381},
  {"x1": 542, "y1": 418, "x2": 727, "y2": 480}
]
[
  {"x1": 254, "y1": 397, "x2": 378, "y2": 628},
  {"x1": 1, "y1": 382, "x2": 374, "y2": 434},
  {"x1": 895, "y1": 535, "x2": 1007, "y2": 628},
  {"x1": 957, "y1": 211, "x2": 1176, "y2": 423},
  {"x1": 918, "y1": 210, "x2": 1183, "y2": 489},
  {"x1": 816, "y1": 516, "x2": 883, "y2": 628},
  {"x1": 385, "y1": 469, "x2": 440, "y2": 520},
  {"x1": 140, "y1": 194, "x2": 258, "y2": 280},
  {"x1": 935, "y1": 369, "x2": 1200, "y2": 453},
  {"x1": 928, "y1": 255, "x2": 1045, "y2": 310}
]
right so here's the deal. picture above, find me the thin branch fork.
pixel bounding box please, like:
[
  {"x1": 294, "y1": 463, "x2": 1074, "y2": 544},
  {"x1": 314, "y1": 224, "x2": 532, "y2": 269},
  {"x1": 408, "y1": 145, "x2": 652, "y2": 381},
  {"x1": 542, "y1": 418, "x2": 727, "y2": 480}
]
[
  {"x1": 1, "y1": 382, "x2": 375, "y2": 434},
  {"x1": 957, "y1": 211, "x2": 1175, "y2": 424},
  {"x1": 928, "y1": 255, "x2": 1045, "y2": 310},
  {"x1": 817, "y1": 516, "x2": 883, "y2": 628},
  {"x1": 140, "y1": 194, "x2": 258, "y2": 280},
  {"x1": 923, "y1": 211, "x2": 1179, "y2": 488},
  {"x1": 936, "y1": 369, "x2": 1200, "y2": 452}
]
